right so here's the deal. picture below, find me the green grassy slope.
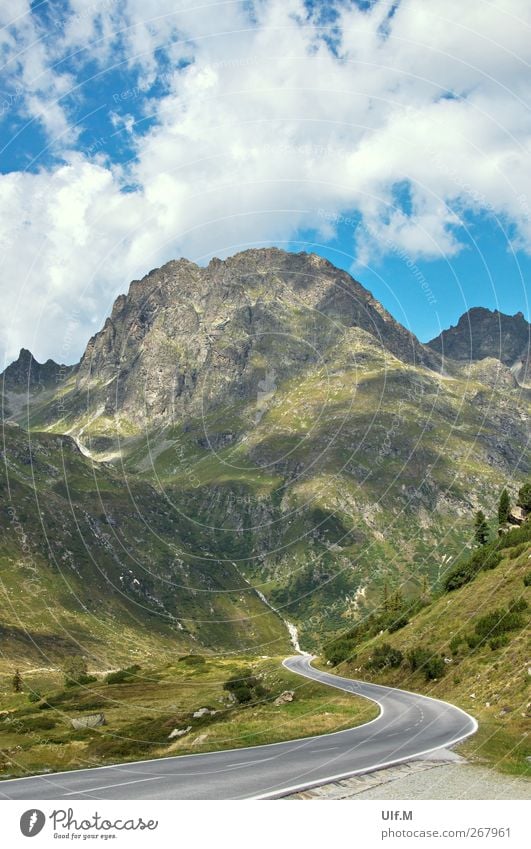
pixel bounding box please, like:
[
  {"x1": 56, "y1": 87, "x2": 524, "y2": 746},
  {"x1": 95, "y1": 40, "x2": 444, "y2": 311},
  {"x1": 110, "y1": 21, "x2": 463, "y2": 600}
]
[
  {"x1": 321, "y1": 523, "x2": 531, "y2": 775},
  {"x1": 0, "y1": 656, "x2": 377, "y2": 779},
  {"x1": 0, "y1": 424, "x2": 291, "y2": 672}
]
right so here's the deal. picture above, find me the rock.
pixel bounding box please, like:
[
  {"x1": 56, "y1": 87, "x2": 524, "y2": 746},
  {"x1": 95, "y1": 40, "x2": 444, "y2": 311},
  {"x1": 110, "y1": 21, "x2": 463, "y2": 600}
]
[
  {"x1": 168, "y1": 725, "x2": 192, "y2": 739},
  {"x1": 191, "y1": 733, "x2": 208, "y2": 746},
  {"x1": 469, "y1": 693, "x2": 476, "y2": 699},
  {"x1": 192, "y1": 707, "x2": 217, "y2": 718},
  {"x1": 507, "y1": 505, "x2": 528, "y2": 526},
  {"x1": 70, "y1": 713, "x2": 106, "y2": 729},
  {"x1": 499, "y1": 706, "x2": 512, "y2": 716},
  {"x1": 274, "y1": 690, "x2": 295, "y2": 706}
]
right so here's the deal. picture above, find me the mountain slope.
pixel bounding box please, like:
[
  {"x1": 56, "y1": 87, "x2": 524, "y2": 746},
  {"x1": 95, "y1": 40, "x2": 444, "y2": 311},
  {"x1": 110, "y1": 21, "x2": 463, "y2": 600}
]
[
  {"x1": 322, "y1": 522, "x2": 531, "y2": 775},
  {"x1": 1, "y1": 250, "x2": 530, "y2": 653},
  {"x1": 0, "y1": 423, "x2": 291, "y2": 672}
]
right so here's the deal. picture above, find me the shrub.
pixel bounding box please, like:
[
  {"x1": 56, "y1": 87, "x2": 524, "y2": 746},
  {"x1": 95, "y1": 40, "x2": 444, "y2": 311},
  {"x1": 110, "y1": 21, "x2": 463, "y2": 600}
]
[
  {"x1": 508, "y1": 597, "x2": 528, "y2": 613},
  {"x1": 178, "y1": 654, "x2": 206, "y2": 666},
  {"x1": 423, "y1": 655, "x2": 446, "y2": 680},
  {"x1": 524, "y1": 571, "x2": 531, "y2": 587},
  {"x1": 105, "y1": 665, "x2": 141, "y2": 685},
  {"x1": 27, "y1": 691, "x2": 42, "y2": 703},
  {"x1": 489, "y1": 634, "x2": 510, "y2": 651},
  {"x1": 223, "y1": 668, "x2": 267, "y2": 704},
  {"x1": 366, "y1": 643, "x2": 403, "y2": 671},
  {"x1": 324, "y1": 639, "x2": 355, "y2": 666},
  {"x1": 466, "y1": 633, "x2": 483, "y2": 649},
  {"x1": 63, "y1": 655, "x2": 88, "y2": 687},
  {"x1": 388, "y1": 616, "x2": 409, "y2": 633},
  {"x1": 407, "y1": 647, "x2": 432, "y2": 671},
  {"x1": 449, "y1": 635, "x2": 463, "y2": 655},
  {"x1": 65, "y1": 673, "x2": 97, "y2": 688},
  {"x1": 517, "y1": 482, "x2": 531, "y2": 510},
  {"x1": 474, "y1": 607, "x2": 525, "y2": 639}
]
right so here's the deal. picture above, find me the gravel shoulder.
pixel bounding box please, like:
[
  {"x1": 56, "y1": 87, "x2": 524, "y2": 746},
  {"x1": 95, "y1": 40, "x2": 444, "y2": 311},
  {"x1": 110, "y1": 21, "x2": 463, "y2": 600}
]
[{"x1": 287, "y1": 750, "x2": 531, "y2": 800}]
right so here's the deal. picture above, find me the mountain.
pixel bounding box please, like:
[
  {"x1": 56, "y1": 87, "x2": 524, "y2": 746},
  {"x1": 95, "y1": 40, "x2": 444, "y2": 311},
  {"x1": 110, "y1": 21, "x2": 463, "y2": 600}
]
[
  {"x1": 1, "y1": 250, "x2": 530, "y2": 658},
  {"x1": 428, "y1": 307, "x2": 531, "y2": 386}
]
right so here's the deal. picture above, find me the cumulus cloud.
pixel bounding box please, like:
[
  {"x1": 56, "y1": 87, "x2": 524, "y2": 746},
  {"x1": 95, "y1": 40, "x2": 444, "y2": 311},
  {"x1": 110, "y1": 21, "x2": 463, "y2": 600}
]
[{"x1": 0, "y1": 0, "x2": 530, "y2": 363}]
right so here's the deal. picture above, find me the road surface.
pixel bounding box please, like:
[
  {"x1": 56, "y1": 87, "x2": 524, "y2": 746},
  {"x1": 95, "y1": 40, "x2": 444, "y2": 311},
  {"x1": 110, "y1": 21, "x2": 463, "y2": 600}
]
[{"x1": 0, "y1": 655, "x2": 477, "y2": 800}]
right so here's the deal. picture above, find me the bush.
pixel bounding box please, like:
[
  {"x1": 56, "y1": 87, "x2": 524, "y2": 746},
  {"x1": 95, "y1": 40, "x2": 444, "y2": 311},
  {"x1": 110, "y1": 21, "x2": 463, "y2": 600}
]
[
  {"x1": 65, "y1": 673, "x2": 97, "y2": 688},
  {"x1": 105, "y1": 665, "x2": 141, "y2": 685},
  {"x1": 517, "y1": 482, "x2": 531, "y2": 510},
  {"x1": 178, "y1": 654, "x2": 206, "y2": 666},
  {"x1": 27, "y1": 691, "x2": 42, "y2": 703},
  {"x1": 423, "y1": 655, "x2": 446, "y2": 680},
  {"x1": 489, "y1": 634, "x2": 510, "y2": 651},
  {"x1": 388, "y1": 616, "x2": 409, "y2": 633},
  {"x1": 366, "y1": 643, "x2": 403, "y2": 671},
  {"x1": 444, "y1": 548, "x2": 502, "y2": 592},
  {"x1": 324, "y1": 639, "x2": 355, "y2": 666},
  {"x1": 63, "y1": 655, "x2": 88, "y2": 687},
  {"x1": 524, "y1": 571, "x2": 531, "y2": 587},
  {"x1": 407, "y1": 647, "x2": 432, "y2": 671},
  {"x1": 474, "y1": 607, "x2": 525, "y2": 639},
  {"x1": 449, "y1": 635, "x2": 463, "y2": 655},
  {"x1": 466, "y1": 632, "x2": 483, "y2": 649},
  {"x1": 223, "y1": 668, "x2": 267, "y2": 704}
]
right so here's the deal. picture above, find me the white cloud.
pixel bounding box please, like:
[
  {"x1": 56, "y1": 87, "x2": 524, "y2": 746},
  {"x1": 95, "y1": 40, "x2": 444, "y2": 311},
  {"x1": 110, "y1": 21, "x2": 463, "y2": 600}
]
[{"x1": 1, "y1": 0, "x2": 531, "y2": 364}]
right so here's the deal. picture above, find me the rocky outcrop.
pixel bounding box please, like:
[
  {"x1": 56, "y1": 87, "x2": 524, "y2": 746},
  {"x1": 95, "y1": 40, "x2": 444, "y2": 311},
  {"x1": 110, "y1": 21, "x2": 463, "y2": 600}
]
[
  {"x1": 2, "y1": 348, "x2": 74, "y2": 392},
  {"x1": 428, "y1": 307, "x2": 530, "y2": 385}
]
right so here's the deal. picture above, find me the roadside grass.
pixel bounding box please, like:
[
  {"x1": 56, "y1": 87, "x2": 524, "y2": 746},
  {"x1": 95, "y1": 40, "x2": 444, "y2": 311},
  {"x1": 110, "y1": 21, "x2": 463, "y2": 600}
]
[
  {"x1": 321, "y1": 541, "x2": 531, "y2": 778},
  {"x1": 0, "y1": 656, "x2": 377, "y2": 779}
]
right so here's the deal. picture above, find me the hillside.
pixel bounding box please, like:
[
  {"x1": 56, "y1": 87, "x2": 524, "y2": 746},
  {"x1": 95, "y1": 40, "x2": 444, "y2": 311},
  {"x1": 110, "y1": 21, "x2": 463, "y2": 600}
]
[
  {"x1": 321, "y1": 521, "x2": 531, "y2": 775},
  {"x1": 0, "y1": 423, "x2": 291, "y2": 672},
  {"x1": 2, "y1": 249, "x2": 531, "y2": 653}
]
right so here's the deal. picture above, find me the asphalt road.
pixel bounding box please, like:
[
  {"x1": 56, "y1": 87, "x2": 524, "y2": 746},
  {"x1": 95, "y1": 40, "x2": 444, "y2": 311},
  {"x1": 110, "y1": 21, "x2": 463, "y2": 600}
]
[{"x1": 0, "y1": 655, "x2": 477, "y2": 800}]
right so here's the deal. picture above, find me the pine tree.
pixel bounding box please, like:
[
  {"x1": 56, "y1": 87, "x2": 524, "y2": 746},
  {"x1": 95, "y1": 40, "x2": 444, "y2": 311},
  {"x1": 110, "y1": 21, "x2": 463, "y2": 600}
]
[
  {"x1": 498, "y1": 489, "x2": 510, "y2": 525},
  {"x1": 474, "y1": 510, "x2": 490, "y2": 545},
  {"x1": 12, "y1": 669, "x2": 22, "y2": 693}
]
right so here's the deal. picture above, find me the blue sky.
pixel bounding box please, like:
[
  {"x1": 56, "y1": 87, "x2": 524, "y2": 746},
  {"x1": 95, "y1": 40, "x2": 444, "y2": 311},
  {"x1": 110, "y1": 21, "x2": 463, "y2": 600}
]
[{"x1": 1, "y1": 0, "x2": 530, "y2": 363}]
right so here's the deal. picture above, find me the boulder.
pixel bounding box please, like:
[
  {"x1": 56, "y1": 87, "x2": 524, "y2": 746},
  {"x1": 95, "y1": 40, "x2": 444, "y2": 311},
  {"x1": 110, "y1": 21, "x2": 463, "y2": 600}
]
[
  {"x1": 507, "y1": 505, "x2": 528, "y2": 526},
  {"x1": 274, "y1": 690, "x2": 295, "y2": 706},
  {"x1": 168, "y1": 725, "x2": 192, "y2": 739},
  {"x1": 192, "y1": 707, "x2": 217, "y2": 718}
]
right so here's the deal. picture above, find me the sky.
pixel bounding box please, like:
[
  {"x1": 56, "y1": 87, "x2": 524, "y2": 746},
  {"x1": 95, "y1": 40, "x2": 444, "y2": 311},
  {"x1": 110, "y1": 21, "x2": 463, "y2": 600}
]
[{"x1": 0, "y1": 0, "x2": 530, "y2": 365}]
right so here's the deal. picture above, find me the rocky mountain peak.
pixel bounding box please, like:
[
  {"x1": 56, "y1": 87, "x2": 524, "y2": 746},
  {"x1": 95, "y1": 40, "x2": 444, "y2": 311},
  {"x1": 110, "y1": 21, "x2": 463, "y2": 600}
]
[
  {"x1": 1, "y1": 348, "x2": 72, "y2": 391},
  {"x1": 427, "y1": 306, "x2": 530, "y2": 384},
  {"x1": 72, "y1": 248, "x2": 440, "y2": 425}
]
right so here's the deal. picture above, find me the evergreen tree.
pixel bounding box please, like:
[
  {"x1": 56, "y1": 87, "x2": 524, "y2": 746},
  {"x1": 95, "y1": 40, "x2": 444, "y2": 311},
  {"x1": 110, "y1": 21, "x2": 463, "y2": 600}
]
[
  {"x1": 12, "y1": 669, "x2": 22, "y2": 693},
  {"x1": 498, "y1": 488, "x2": 511, "y2": 525},
  {"x1": 474, "y1": 510, "x2": 490, "y2": 545}
]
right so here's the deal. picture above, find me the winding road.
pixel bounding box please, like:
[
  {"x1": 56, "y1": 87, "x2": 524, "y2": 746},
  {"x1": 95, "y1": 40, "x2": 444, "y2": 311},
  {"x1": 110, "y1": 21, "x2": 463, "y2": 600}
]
[{"x1": 0, "y1": 655, "x2": 477, "y2": 800}]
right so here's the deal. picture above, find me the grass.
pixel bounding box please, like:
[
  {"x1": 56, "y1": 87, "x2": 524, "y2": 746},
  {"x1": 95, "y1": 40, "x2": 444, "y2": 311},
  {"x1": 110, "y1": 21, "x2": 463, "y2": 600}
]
[
  {"x1": 322, "y1": 536, "x2": 531, "y2": 777},
  {"x1": 0, "y1": 656, "x2": 377, "y2": 779}
]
